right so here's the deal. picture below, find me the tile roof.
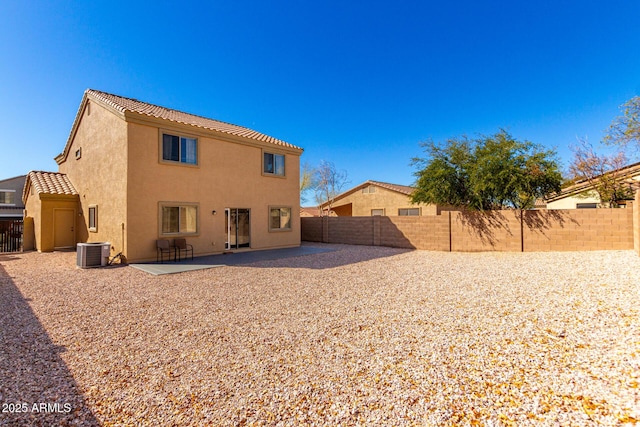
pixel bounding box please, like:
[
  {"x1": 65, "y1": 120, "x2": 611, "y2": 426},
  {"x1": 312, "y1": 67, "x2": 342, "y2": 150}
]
[
  {"x1": 22, "y1": 171, "x2": 78, "y2": 203},
  {"x1": 546, "y1": 161, "x2": 640, "y2": 202},
  {"x1": 367, "y1": 180, "x2": 415, "y2": 196},
  {"x1": 300, "y1": 207, "x2": 321, "y2": 217},
  {"x1": 86, "y1": 89, "x2": 301, "y2": 150},
  {"x1": 320, "y1": 180, "x2": 417, "y2": 207}
]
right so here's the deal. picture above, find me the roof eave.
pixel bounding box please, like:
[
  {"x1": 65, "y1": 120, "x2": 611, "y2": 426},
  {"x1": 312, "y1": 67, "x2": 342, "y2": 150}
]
[{"x1": 123, "y1": 111, "x2": 304, "y2": 154}]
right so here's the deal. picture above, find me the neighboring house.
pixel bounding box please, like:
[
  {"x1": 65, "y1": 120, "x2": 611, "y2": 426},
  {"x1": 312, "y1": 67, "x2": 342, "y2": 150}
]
[
  {"x1": 23, "y1": 89, "x2": 303, "y2": 262},
  {"x1": 0, "y1": 175, "x2": 26, "y2": 219},
  {"x1": 300, "y1": 207, "x2": 321, "y2": 217},
  {"x1": 319, "y1": 180, "x2": 439, "y2": 216},
  {"x1": 546, "y1": 162, "x2": 640, "y2": 209}
]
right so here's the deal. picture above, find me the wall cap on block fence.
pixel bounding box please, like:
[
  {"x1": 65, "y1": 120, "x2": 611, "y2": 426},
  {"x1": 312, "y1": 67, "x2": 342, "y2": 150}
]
[{"x1": 301, "y1": 206, "x2": 636, "y2": 253}]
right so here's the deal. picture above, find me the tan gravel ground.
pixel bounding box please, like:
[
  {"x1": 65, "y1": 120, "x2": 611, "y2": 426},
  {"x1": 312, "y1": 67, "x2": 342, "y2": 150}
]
[{"x1": 1, "y1": 244, "x2": 639, "y2": 426}]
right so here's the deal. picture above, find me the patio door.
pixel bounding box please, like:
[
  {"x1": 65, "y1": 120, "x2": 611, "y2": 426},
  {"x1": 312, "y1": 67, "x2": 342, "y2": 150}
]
[{"x1": 225, "y1": 208, "x2": 250, "y2": 250}]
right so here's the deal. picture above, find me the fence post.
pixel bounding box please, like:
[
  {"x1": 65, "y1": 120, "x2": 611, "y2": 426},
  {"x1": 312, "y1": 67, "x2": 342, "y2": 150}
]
[
  {"x1": 635, "y1": 190, "x2": 640, "y2": 256},
  {"x1": 322, "y1": 216, "x2": 329, "y2": 243},
  {"x1": 520, "y1": 209, "x2": 524, "y2": 252},
  {"x1": 448, "y1": 211, "x2": 452, "y2": 252},
  {"x1": 373, "y1": 216, "x2": 381, "y2": 246}
]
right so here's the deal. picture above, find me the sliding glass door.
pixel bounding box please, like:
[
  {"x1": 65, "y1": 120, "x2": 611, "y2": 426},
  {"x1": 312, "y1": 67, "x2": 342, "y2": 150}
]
[{"x1": 225, "y1": 208, "x2": 250, "y2": 249}]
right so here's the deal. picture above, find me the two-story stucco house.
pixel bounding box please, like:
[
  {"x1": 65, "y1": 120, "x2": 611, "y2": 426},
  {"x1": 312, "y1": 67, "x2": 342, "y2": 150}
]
[
  {"x1": 23, "y1": 89, "x2": 303, "y2": 262},
  {"x1": 0, "y1": 175, "x2": 26, "y2": 220}
]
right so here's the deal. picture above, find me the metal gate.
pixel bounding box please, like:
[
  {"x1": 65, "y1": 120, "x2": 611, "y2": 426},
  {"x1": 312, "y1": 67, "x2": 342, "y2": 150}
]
[{"x1": 0, "y1": 220, "x2": 23, "y2": 253}]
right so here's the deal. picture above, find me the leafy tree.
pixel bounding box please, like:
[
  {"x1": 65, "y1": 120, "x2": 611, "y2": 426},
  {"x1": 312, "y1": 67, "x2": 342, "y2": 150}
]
[
  {"x1": 568, "y1": 138, "x2": 633, "y2": 207},
  {"x1": 411, "y1": 130, "x2": 562, "y2": 210},
  {"x1": 410, "y1": 136, "x2": 475, "y2": 208},
  {"x1": 604, "y1": 96, "x2": 640, "y2": 150}
]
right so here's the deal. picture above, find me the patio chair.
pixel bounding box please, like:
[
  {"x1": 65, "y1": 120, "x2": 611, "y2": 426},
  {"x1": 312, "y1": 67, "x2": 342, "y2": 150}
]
[
  {"x1": 174, "y1": 238, "x2": 193, "y2": 261},
  {"x1": 156, "y1": 239, "x2": 174, "y2": 263}
]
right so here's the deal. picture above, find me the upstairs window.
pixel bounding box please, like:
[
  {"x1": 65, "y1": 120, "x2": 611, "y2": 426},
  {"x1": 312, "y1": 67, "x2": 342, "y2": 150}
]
[
  {"x1": 362, "y1": 185, "x2": 376, "y2": 194},
  {"x1": 263, "y1": 152, "x2": 285, "y2": 176},
  {"x1": 0, "y1": 190, "x2": 15, "y2": 205},
  {"x1": 162, "y1": 133, "x2": 197, "y2": 165}
]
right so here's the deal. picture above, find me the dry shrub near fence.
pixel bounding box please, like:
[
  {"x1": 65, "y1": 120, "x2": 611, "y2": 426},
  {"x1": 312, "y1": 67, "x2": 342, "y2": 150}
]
[{"x1": 301, "y1": 205, "x2": 635, "y2": 252}]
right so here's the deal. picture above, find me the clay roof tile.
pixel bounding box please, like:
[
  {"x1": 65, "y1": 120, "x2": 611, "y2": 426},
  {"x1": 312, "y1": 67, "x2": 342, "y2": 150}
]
[
  {"x1": 86, "y1": 89, "x2": 301, "y2": 150},
  {"x1": 23, "y1": 171, "x2": 78, "y2": 203}
]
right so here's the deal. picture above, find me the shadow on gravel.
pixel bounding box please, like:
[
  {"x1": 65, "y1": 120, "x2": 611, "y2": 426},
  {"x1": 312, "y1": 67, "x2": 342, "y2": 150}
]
[
  {"x1": 227, "y1": 244, "x2": 414, "y2": 270},
  {"x1": 0, "y1": 263, "x2": 100, "y2": 426},
  {"x1": 132, "y1": 244, "x2": 412, "y2": 274}
]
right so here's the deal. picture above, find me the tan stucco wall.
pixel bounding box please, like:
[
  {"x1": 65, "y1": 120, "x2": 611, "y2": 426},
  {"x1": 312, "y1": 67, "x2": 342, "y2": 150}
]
[
  {"x1": 125, "y1": 121, "x2": 301, "y2": 262},
  {"x1": 24, "y1": 194, "x2": 79, "y2": 252},
  {"x1": 58, "y1": 100, "x2": 128, "y2": 259},
  {"x1": 24, "y1": 192, "x2": 40, "y2": 251},
  {"x1": 331, "y1": 185, "x2": 436, "y2": 216},
  {"x1": 546, "y1": 190, "x2": 601, "y2": 209}
]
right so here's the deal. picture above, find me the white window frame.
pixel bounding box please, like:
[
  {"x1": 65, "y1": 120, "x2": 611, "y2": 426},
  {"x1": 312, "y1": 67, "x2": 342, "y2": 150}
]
[
  {"x1": 88, "y1": 205, "x2": 98, "y2": 232},
  {"x1": 269, "y1": 206, "x2": 292, "y2": 231},
  {"x1": 263, "y1": 151, "x2": 286, "y2": 177},
  {"x1": 160, "y1": 131, "x2": 198, "y2": 166},
  {"x1": 0, "y1": 190, "x2": 15, "y2": 206},
  {"x1": 398, "y1": 208, "x2": 420, "y2": 216},
  {"x1": 159, "y1": 202, "x2": 199, "y2": 236}
]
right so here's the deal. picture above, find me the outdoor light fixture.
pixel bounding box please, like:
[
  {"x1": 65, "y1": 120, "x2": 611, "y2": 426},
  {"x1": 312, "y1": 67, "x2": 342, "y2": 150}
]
[{"x1": 212, "y1": 210, "x2": 217, "y2": 215}]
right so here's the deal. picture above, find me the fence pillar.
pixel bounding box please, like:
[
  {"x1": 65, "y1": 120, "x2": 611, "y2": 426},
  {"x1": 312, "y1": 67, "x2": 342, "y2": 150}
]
[
  {"x1": 372, "y1": 216, "x2": 381, "y2": 246},
  {"x1": 635, "y1": 190, "x2": 640, "y2": 256},
  {"x1": 322, "y1": 216, "x2": 329, "y2": 243},
  {"x1": 23, "y1": 217, "x2": 34, "y2": 251}
]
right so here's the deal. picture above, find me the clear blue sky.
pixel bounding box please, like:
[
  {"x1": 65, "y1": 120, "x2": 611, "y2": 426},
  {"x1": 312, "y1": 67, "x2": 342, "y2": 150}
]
[{"x1": 1, "y1": 1, "x2": 639, "y2": 188}]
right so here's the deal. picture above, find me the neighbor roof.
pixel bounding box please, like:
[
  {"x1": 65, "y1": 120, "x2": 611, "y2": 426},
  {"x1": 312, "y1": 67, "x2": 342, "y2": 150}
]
[
  {"x1": 546, "y1": 161, "x2": 640, "y2": 202},
  {"x1": 319, "y1": 180, "x2": 416, "y2": 208},
  {"x1": 57, "y1": 89, "x2": 301, "y2": 164},
  {"x1": 367, "y1": 181, "x2": 415, "y2": 196},
  {"x1": 22, "y1": 171, "x2": 78, "y2": 203}
]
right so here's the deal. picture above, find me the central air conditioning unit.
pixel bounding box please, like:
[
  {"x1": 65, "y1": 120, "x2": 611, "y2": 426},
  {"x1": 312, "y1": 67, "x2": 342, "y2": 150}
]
[{"x1": 77, "y1": 242, "x2": 111, "y2": 268}]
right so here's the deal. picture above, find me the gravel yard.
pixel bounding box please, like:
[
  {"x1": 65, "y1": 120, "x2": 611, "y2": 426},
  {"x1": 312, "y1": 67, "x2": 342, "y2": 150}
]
[{"x1": 1, "y1": 243, "x2": 639, "y2": 426}]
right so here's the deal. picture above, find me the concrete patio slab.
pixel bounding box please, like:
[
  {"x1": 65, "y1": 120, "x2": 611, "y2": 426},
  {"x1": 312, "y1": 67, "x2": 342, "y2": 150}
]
[{"x1": 130, "y1": 245, "x2": 334, "y2": 275}]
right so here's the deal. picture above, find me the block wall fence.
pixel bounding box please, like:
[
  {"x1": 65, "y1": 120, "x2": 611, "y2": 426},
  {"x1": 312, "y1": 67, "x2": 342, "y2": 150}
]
[{"x1": 302, "y1": 193, "x2": 640, "y2": 254}]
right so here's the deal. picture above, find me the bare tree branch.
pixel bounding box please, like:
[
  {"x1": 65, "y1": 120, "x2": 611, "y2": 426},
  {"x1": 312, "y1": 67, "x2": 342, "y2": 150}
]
[{"x1": 568, "y1": 137, "x2": 632, "y2": 207}]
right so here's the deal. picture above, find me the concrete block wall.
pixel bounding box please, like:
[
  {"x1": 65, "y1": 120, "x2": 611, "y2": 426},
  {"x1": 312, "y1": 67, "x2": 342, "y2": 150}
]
[
  {"x1": 450, "y1": 210, "x2": 522, "y2": 252},
  {"x1": 380, "y1": 216, "x2": 449, "y2": 250},
  {"x1": 300, "y1": 216, "x2": 323, "y2": 242},
  {"x1": 327, "y1": 217, "x2": 374, "y2": 245},
  {"x1": 301, "y1": 204, "x2": 637, "y2": 253},
  {"x1": 523, "y1": 208, "x2": 633, "y2": 251}
]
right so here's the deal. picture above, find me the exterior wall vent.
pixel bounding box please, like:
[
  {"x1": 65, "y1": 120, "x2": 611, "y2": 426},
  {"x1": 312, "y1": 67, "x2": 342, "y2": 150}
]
[{"x1": 77, "y1": 242, "x2": 110, "y2": 268}]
